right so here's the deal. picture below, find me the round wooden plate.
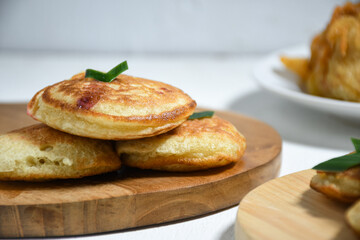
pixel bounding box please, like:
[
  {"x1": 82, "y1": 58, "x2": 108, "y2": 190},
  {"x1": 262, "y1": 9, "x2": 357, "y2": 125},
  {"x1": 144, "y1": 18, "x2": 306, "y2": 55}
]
[
  {"x1": 0, "y1": 104, "x2": 281, "y2": 238},
  {"x1": 236, "y1": 169, "x2": 358, "y2": 240}
]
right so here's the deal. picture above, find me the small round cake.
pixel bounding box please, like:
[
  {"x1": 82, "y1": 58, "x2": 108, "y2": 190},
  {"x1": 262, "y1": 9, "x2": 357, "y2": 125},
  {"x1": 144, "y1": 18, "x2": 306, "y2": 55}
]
[
  {"x1": 116, "y1": 116, "x2": 246, "y2": 172},
  {"x1": 310, "y1": 167, "x2": 360, "y2": 203},
  {"x1": 0, "y1": 124, "x2": 121, "y2": 181},
  {"x1": 27, "y1": 73, "x2": 196, "y2": 140}
]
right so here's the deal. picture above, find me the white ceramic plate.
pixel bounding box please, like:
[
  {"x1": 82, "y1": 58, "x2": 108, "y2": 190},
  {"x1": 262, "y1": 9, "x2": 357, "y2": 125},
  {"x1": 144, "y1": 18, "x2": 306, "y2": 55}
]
[{"x1": 253, "y1": 45, "x2": 360, "y2": 121}]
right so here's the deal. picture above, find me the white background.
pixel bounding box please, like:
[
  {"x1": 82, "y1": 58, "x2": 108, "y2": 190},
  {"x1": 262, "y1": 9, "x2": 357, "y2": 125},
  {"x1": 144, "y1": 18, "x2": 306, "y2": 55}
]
[{"x1": 0, "y1": 0, "x2": 349, "y2": 54}]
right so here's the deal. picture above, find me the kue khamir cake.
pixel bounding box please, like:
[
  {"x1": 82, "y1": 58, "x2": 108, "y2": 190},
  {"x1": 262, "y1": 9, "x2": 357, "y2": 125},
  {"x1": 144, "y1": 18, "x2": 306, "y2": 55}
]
[
  {"x1": 27, "y1": 62, "x2": 196, "y2": 140},
  {"x1": 0, "y1": 124, "x2": 121, "y2": 181},
  {"x1": 310, "y1": 166, "x2": 360, "y2": 203},
  {"x1": 116, "y1": 114, "x2": 246, "y2": 172},
  {"x1": 311, "y1": 139, "x2": 360, "y2": 202},
  {"x1": 311, "y1": 139, "x2": 360, "y2": 235}
]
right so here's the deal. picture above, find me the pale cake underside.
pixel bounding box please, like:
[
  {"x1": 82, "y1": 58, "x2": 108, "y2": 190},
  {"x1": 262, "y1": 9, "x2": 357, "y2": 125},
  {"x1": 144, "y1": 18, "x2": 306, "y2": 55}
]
[{"x1": 27, "y1": 74, "x2": 196, "y2": 140}]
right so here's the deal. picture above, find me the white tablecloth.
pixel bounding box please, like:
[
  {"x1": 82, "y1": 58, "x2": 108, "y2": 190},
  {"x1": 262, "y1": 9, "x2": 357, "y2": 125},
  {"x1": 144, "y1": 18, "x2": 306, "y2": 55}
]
[{"x1": 0, "y1": 51, "x2": 355, "y2": 240}]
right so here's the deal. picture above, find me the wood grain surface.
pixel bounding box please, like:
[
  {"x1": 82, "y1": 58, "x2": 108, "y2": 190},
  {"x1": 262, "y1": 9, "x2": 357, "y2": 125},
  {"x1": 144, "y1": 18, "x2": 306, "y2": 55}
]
[
  {"x1": 235, "y1": 170, "x2": 358, "y2": 240},
  {"x1": 0, "y1": 104, "x2": 281, "y2": 238}
]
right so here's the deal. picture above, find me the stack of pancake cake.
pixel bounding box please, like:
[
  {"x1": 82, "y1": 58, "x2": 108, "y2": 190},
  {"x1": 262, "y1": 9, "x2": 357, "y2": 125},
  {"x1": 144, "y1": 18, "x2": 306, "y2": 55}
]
[{"x1": 0, "y1": 67, "x2": 246, "y2": 181}]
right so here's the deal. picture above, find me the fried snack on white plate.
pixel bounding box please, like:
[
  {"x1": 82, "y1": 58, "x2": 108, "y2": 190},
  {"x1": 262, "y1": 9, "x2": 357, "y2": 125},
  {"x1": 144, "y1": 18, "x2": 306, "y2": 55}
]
[
  {"x1": 116, "y1": 116, "x2": 246, "y2": 172},
  {"x1": 27, "y1": 73, "x2": 196, "y2": 140},
  {"x1": 0, "y1": 124, "x2": 121, "y2": 181},
  {"x1": 281, "y1": 2, "x2": 360, "y2": 102},
  {"x1": 310, "y1": 166, "x2": 360, "y2": 203}
]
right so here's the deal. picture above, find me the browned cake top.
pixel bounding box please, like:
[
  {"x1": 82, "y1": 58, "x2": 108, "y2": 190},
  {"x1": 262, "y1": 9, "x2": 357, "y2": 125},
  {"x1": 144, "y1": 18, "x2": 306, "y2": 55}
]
[
  {"x1": 166, "y1": 116, "x2": 242, "y2": 142},
  {"x1": 28, "y1": 73, "x2": 196, "y2": 124}
]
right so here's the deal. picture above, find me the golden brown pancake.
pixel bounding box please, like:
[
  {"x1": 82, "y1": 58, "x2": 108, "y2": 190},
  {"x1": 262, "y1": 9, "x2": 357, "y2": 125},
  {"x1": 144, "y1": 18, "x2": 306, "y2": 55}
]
[
  {"x1": 281, "y1": 2, "x2": 360, "y2": 102},
  {"x1": 346, "y1": 199, "x2": 360, "y2": 235},
  {"x1": 116, "y1": 116, "x2": 246, "y2": 172},
  {"x1": 0, "y1": 124, "x2": 121, "y2": 181},
  {"x1": 310, "y1": 167, "x2": 360, "y2": 203},
  {"x1": 27, "y1": 73, "x2": 196, "y2": 140}
]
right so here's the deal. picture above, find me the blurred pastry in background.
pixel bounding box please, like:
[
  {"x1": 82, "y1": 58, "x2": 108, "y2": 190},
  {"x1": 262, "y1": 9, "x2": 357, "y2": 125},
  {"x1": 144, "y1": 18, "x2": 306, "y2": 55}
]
[
  {"x1": 281, "y1": 2, "x2": 360, "y2": 102},
  {"x1": 310, "y1": 166, "x2": 360, "y2": 203},
  {"x1": 116, "y1": 115, "x2": 246, "y2": 172},
  {"x1": 346, "y1": 199, "x2": 360, "y2": 235}
]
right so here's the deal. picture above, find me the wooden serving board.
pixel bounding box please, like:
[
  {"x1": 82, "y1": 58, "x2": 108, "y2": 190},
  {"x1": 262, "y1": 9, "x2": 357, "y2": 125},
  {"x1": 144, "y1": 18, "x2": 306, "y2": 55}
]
[
  {"x1": 0, "y1": 104, "x2": 281, "y2": 238},
  {"x1": 235, "y1": 170, "x2": 358, "y2": 240}
]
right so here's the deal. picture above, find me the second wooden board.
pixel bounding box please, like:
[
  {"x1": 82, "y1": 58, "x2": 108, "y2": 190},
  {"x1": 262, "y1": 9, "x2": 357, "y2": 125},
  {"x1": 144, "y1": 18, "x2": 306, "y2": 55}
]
[{"x1": 236, "y1": 169, "x2": 358, "y2": 240}]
